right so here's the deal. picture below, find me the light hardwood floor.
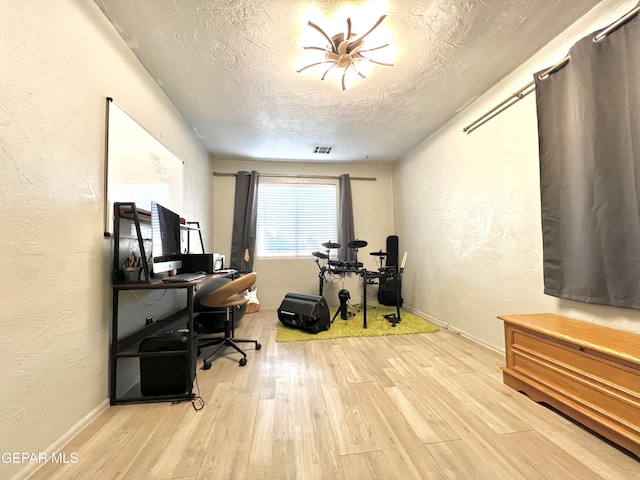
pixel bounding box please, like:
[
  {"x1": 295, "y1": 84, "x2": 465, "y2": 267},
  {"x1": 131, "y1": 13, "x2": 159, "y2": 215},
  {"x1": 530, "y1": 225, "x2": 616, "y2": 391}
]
[{"x1": 32, "y1": 310, "x2": 639, "y2": 479}]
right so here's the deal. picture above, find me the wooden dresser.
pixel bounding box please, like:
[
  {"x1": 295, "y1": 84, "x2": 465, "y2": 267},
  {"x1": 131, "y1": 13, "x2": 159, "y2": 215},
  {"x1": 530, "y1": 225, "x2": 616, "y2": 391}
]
[{"x1": 498, "y1": 313, "x2": 640, "y2": 457}]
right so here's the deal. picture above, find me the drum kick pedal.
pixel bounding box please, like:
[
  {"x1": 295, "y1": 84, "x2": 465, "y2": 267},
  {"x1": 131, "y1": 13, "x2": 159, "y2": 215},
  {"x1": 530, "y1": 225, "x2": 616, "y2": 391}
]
[
  {"x1": 332, "y1": 289, "x2": 351, "y2": 322},
  {"x1": 384, "y1": 313, "x2": 401, "y2": 327}
]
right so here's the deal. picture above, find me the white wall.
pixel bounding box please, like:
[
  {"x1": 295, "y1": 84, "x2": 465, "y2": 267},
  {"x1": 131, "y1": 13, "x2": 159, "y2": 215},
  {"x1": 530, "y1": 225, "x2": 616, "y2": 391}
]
[
  {"x1": 0, "y1": 1, "x2": 210, "y2": 478},
  {"x1": 393, "y1": 0, "x2": 640, "y2": 352},
  {"x1": 211, "y1": 159, "x2": 395, "y2": 308}
]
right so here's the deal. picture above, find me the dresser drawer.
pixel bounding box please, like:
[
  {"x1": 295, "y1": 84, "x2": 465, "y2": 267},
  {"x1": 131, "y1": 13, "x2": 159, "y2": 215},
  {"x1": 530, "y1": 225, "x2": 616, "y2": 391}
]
[{"x1": 510, "y1": 328, "x2": 640, "y2": 395}]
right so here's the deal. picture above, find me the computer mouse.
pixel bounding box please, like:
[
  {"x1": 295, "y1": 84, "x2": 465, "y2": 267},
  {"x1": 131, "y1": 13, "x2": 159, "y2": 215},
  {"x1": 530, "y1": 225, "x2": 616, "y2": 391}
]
[{"x1": 196, "y1": 271, "x2": 206, "y2": 275}]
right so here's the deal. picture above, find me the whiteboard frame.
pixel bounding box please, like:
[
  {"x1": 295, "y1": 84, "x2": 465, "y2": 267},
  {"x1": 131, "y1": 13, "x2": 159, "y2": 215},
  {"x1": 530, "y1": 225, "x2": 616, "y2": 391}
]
[{"x1": 103, "y1": 98, "x2": 184, "y2": 236}]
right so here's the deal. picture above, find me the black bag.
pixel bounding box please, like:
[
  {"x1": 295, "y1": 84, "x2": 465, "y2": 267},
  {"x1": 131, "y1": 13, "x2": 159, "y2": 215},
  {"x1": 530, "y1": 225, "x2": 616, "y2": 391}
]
[{"x1": 278, "y1": 293, "x2": 330, "y2": 334}]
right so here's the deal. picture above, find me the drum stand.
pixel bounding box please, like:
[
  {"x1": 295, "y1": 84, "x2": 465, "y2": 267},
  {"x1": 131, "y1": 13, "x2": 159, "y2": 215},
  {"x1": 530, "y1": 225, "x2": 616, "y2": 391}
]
[
  {"x1": 370, "y1": 250, "x2": 387, "y2": 270},
  {"x1": 314, "y1": 241, "x2": 340, "y2": 296},
  {"x1": 384, "y1": 253, "x2": 406, "y2": 326},
  {"x1": 371, "y1": 250, "x2": 402, "y2": 326}
]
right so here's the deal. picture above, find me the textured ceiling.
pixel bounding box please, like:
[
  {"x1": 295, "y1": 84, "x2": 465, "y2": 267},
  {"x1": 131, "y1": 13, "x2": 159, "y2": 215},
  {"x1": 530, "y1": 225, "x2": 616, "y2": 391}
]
[{"x1": 94, "y1": 0, "x2": 603, "y2": 163}]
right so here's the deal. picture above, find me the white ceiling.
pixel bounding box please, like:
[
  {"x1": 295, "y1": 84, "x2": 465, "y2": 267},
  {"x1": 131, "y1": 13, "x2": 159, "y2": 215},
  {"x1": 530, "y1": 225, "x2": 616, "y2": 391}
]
[{"x1": 94, "y1": 0, "x2": 603, "y2": 163}]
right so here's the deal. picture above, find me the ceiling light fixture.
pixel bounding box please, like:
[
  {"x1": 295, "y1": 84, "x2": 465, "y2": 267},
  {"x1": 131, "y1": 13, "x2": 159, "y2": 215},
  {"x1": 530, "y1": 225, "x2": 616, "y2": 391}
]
[{"x1": 296, "y1": 10, "x2": 393, "y2": 90}]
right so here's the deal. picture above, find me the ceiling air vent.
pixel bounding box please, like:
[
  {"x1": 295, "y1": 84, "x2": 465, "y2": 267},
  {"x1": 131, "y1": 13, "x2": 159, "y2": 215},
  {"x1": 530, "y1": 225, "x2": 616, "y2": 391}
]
[{"x1": 313, "y1": 146, "x2": 333, "y2": 154}]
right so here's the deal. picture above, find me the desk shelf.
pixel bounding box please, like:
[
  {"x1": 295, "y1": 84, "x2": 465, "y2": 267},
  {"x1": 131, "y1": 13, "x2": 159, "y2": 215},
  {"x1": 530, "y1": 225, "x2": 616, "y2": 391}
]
[
  {"x1": 117, "y1": 382, "x2": 192, "y2": 405},
  {"x1": 112, "y1": 203, "x2": 205, "y2": 284},
  {"x1": 112, "y1": 202, "x2": 152, "y2": 284},
  {"x1": 110, "y1": 281, "x2": 197, "y2": 405}
]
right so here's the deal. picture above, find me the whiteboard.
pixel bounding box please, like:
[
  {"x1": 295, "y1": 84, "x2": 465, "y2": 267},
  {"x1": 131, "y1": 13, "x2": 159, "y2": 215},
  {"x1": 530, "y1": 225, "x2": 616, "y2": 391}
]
[{"x1": 103, "y1": 98, "x2": 183, "y2": 235}]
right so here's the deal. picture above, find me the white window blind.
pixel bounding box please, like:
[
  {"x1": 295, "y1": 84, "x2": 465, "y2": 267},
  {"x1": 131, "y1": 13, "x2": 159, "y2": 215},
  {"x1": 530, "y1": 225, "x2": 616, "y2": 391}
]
[{"x1": 257, "y1": 183, "x2": 337, "y2": 258}]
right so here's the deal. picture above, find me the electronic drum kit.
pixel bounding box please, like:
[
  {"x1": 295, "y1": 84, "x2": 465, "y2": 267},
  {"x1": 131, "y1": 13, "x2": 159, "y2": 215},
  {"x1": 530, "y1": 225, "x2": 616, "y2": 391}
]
[
  {"x1": 312, "y1": 239, "x2": 392, "y2": 271},
  {"x1": 312, "y1": 239, "x2": 395, "y2": 292},
  {"x1": 312, "y1": 239, "x2": 379, "y2": 273},
  {"x1": 311, "y1": 238, "x2": 402, "y2": 328}
]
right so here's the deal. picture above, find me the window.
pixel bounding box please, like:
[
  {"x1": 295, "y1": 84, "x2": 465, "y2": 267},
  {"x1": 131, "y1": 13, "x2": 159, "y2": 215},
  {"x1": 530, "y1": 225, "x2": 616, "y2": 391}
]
[{"x1": 256, "y1": 182, "x2": 337, "y2": 258}]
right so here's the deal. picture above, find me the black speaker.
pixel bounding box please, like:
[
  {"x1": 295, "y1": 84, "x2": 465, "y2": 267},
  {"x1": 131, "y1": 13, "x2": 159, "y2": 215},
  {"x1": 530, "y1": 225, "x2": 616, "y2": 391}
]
[
  {"x1": 181, "y1": 253, "x2": 214, "y2": 273},
  {"x1": 139, "y1": 332, "x2": 196, "y2": 396},
  {"x1": 278, "y1": 293, "x2": 330, "y2": 334}
]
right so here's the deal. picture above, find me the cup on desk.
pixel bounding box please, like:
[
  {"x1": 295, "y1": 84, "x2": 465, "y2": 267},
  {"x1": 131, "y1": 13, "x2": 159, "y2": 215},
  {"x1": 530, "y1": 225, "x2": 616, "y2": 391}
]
[{"x1": 123, "y1": 267, "x2": 140, "y2": 282}]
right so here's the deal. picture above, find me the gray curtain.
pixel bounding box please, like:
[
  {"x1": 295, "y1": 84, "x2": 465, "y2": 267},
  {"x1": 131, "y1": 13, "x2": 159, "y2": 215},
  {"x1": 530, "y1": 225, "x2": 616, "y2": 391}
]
[
  {"x1": 338, "y1": 174, "x2": 356, "y2": 262},
  {"x1": 535, "y1": 13, "x2": 640, "y2": 308},
  {"x1": 230, "y1": 170, "x2": 259, "y2": 273}
]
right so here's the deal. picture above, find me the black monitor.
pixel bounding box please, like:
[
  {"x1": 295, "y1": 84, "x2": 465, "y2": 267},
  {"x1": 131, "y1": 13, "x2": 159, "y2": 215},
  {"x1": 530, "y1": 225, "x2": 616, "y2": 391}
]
[{"x1": 151, "y1": 201, "x2": 182, "y2": 274}]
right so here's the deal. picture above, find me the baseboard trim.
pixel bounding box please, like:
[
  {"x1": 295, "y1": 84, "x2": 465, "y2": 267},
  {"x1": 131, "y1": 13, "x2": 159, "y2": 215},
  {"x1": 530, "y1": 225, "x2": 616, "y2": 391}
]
[
  {"x1": 403, "y1": 305, "x2": 504, "y2": 355},
  {"x1": 14, "y1": 399, "x2": 109, "y2": 480}
]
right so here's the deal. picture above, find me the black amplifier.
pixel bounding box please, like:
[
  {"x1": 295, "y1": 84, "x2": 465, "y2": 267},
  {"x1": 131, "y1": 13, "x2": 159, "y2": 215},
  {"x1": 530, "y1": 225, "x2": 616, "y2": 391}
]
[
  {"x1": 378, "y1": 272, "x2": 403, "y2": 307},
  {"x1": 278, "y1": 293, "x2": 330, "y2": 334}
]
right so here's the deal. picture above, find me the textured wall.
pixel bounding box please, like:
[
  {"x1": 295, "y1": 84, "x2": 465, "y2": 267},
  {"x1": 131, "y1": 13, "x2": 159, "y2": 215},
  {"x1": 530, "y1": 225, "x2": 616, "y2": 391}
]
[
  {"x1": 211, "y1": 159, "x2": 395, "y2": 309},
  {"x1": 393, "y1": 0, "x2": 640, "y2": 352},
  {"x1": 0, "y1": 1, "x2": 209, "y2": 478}
]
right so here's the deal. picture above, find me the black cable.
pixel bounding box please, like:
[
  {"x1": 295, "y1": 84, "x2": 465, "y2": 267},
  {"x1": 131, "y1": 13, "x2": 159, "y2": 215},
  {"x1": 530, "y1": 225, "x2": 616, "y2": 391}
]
[
  {"x1": 171, "y1": 371, "x2": 205, "y2": 411},
  {"x1": 191, "y1": 374, "x2": 205, "y2": 411}
]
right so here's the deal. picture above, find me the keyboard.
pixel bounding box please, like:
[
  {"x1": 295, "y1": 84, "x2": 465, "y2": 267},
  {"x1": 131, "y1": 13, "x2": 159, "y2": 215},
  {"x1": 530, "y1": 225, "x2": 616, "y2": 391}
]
[{"x1": 162, "y1": 272, "x2": 206, "y2": 282}]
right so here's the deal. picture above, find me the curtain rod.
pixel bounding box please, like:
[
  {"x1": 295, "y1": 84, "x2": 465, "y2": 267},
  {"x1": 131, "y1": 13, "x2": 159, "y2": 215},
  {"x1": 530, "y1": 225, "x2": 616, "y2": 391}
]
[
  {"x1": 462, "y1": 3, "x2": 640, "y2": 134},
  {"x1": 213, "y1": 172, "x2": 377, "y2": 181}
]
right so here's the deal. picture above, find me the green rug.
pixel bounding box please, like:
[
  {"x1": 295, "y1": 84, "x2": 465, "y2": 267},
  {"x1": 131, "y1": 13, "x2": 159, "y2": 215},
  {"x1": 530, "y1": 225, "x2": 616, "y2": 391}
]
[{"x1": 275, "y1": 303, "x2": 438, "y2": 342}]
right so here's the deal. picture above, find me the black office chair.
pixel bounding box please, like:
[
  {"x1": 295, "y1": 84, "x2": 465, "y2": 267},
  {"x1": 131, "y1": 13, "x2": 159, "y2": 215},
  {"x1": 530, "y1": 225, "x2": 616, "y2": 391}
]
[{"x1": 196, "y1": 272, "x2": 261, "y2": 368}]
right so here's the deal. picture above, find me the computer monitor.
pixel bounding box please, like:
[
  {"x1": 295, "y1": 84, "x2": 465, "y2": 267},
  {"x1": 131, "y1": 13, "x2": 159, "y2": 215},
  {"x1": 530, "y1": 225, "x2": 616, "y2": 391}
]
[{"x1": 151, "y1": 201, "x2": 182, "y2": 274}]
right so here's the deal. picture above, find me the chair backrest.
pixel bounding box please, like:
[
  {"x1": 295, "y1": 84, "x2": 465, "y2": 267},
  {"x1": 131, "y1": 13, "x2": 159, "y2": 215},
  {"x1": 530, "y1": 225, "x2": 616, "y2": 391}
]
[{"x1": 199, "y1": 272, "x2": 257, "y2": 308}]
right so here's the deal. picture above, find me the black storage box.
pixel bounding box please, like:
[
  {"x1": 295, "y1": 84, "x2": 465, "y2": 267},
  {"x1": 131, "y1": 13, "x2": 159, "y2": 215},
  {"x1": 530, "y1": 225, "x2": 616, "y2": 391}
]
[
  {"x1": 278, "y1": 293, "x2": 330, "y2": 334},
  {"x1": 139, "y1": 332, "x2": 195, "y2": 397},
  {"x1": 181, "y1": 253, "x2": 214, "y2": 274}
]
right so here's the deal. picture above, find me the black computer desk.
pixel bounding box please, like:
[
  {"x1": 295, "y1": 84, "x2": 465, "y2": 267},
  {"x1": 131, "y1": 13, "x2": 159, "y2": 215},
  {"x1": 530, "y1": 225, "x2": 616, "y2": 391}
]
[{"x1": 110, "y1": 272, "x2": 234, "y2": 404}]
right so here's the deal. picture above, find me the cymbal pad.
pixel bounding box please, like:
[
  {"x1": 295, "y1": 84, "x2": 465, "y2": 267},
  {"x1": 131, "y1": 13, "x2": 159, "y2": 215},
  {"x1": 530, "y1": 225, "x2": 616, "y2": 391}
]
[{"x1": 347, "y1": 239, "x2": 368, "y2": 249}]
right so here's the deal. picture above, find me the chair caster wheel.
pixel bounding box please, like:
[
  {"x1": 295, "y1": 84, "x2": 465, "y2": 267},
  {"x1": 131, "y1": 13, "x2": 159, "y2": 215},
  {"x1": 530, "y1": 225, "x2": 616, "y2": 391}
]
[
  {"x1": 203, "y1": 361, "x2": 212, "y2": 370},
  {"x1": 239, "y1": 357, "x2": 247, "y2": 367},
  {"x1": 256, "y1": 343, "x2": 262, "y2": 350}
]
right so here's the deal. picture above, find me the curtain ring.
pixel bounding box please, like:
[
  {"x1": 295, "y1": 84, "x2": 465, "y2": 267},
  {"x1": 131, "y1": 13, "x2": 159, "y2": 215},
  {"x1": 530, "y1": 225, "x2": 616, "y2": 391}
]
[
  {"x1": 537, "y1": 54, "x2": 570, "y2": 81},
  {"x1": 591, "y1": 5, "x2": 640, "y2": 43}
]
